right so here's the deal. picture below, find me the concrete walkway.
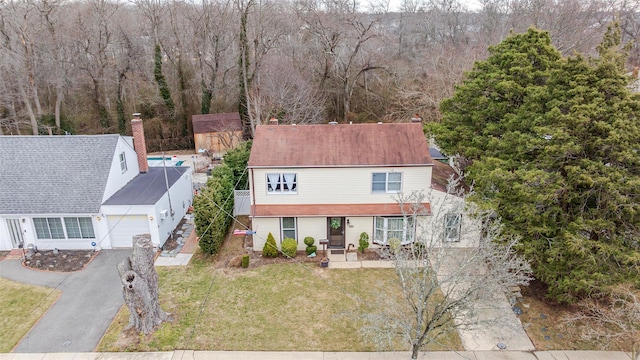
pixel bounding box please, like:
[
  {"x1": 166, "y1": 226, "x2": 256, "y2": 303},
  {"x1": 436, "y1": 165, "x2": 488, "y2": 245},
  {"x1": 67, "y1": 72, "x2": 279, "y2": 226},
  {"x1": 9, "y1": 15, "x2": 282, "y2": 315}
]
[
  {"x1": 154, "y1": 217, "x2": 197, "y2": 267},
  {"x1": 0, "y1": 250, "x2": 129, "y2": 353},
  {"x1": 0, "y1": 350, "x2": 634, "y2": 360}
]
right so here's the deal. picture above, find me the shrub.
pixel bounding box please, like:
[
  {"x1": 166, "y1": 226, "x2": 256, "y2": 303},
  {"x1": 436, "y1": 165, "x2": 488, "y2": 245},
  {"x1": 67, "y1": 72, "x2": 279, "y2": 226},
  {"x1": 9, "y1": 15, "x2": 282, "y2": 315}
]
[
  {"x1": 194, "y1": 165, "x2": 235, "y2": 255},
  {"x1": 306, "y1": 245, "x2": 318, "y2": 256},
  {"x1": 304, "y1": 236, "x2": 316, "y2": 255},
  {"x1": 358, "y1": 232, "x2": 370, "y2": 253},
  {"x1": 263, "y1": 233, "x2": 279, "y2": 258},
  {"x1": 304, "y1": 236, "x2": 315, "y2": 247},
  {"x1": 282, "y1": 238, "x2": 297, "y2": 258},
  {"x1": 389, "y1": 238, "x2": 402, "y2": 254},
  {"x1": 241, "y1": 254, "x2": 250, "y2": 268}
]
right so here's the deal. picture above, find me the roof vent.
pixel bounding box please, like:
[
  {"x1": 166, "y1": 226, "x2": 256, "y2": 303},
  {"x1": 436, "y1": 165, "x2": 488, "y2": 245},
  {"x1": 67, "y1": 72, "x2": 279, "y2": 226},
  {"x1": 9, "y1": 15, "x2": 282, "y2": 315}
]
[
  {"x1": 377, "y1": 122, "x2": 383, "y2": 124},
  {"x1": 328, "y1": 121, "x2": 338, "y2": 125}
]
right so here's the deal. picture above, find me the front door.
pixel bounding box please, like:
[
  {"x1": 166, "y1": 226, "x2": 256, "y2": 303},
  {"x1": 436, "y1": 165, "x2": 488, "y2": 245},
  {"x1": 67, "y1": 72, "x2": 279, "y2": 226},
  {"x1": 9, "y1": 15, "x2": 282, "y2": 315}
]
[
  {"x1": 328, "y1": 217, "x2": 345, "y2": 248},
  {"x1": 5, "y1": 218, "x2": 24, "y2": 248}
]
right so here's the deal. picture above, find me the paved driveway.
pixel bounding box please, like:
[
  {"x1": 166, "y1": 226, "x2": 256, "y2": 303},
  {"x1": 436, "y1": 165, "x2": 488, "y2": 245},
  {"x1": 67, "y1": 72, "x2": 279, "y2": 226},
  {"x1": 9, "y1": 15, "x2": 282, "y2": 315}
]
[{"x1": 0, "y1": 250, "x2": 129, "y2": 352}]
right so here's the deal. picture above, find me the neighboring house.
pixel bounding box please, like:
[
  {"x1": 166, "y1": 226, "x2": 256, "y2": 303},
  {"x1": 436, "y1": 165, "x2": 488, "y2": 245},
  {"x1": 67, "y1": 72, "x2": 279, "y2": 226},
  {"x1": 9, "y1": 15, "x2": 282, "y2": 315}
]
[
  {"x1": 192, "y1": 112, "x2": 242, "y2": 154},
  {"x1": 0, "y1": 118, "x2": 193, "y2": 251},
  {"x1": 248, "y1": 122, "x2": 441, "y2": 251}
]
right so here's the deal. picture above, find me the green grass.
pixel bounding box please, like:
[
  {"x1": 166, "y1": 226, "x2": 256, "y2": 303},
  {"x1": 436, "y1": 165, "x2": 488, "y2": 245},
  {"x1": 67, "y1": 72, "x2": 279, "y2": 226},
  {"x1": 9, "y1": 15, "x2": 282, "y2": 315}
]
[
  {"x1": 0, "y1": 278, "x2": 60, "y2": 352},
  {"x1": 98, "y1": 258, "x2": 462, "y2": 352}
]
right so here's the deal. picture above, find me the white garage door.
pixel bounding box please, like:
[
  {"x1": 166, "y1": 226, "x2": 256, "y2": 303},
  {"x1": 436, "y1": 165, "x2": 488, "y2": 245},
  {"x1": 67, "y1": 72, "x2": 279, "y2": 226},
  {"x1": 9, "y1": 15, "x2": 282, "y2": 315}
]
[{"x1": 107, "y1": 215, "x2": 150, "y2": 248}]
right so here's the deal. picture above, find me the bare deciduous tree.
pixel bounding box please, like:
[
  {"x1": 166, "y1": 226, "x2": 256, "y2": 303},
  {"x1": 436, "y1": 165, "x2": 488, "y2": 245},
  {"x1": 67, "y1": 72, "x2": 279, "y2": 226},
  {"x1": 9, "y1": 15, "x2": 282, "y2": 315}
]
[
  {"x1": 360, "y1": 183, "x2": 532, "y2": 359},
  {"x1": 562, "y1": 285, "x2": 640, "y2": 350},
  {"x1": 247, "y1": 55, "x2": 326, "y2": 125}
]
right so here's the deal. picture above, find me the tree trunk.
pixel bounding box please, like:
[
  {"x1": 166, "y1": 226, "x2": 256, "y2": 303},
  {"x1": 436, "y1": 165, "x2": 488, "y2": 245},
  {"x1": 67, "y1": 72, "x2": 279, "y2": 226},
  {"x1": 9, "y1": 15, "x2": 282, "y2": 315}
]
[
  {"x1": 117, "y1": 234, "x2": 168, "y2": 335},
  {"x1": 55, "y1": 86, "x2": 63, "y2": 132},
  {"x1": 411, "y1": 343, "x2": 419, "y2": 359},
  {"x1": 18, "y1": 79, "x2": 39, "y2": 135}
]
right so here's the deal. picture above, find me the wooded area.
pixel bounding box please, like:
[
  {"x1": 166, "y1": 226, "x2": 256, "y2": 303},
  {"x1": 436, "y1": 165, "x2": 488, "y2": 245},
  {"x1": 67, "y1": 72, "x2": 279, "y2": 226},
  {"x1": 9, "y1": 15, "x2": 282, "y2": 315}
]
[{"x1": 2, "y1": 0, "x2": 639, "y2": 148}]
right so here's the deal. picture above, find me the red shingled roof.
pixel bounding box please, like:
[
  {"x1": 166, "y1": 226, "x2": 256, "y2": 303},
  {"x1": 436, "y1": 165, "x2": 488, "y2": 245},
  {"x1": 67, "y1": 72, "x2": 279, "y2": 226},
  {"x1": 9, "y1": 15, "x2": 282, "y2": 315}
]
[
  {"x1": 251, "y1": 203, "x2": 432, "y2": 217},
  {"x1": 192, "y1": 113, "x2": 242, "y2": 133},
  {"x1": 248, "y1": 123, "x2": 433, "y2": 167}
]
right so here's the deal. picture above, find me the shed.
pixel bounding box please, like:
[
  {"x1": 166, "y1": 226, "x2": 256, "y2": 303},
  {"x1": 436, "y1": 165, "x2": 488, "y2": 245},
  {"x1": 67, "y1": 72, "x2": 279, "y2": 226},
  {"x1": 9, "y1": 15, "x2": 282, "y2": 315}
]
[{"x1": 192, "y1": 112, "x2": 242, "y2": 154}]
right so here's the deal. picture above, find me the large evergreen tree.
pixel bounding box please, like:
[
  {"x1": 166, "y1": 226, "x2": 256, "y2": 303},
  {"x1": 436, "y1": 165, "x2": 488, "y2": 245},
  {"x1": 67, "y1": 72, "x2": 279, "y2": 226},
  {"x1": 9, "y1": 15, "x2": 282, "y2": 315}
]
[{"x1": 434, "y1": 25, "x2": 640, "y2": 303}]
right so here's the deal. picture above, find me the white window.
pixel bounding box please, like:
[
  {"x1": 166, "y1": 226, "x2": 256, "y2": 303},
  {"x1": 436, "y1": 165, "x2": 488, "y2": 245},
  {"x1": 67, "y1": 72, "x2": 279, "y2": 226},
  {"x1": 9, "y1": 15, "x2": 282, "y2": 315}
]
[
  {"x1": 281, "y1": 217, "x2": 297, "y2": 242},
  {"x1": 33, "y1": 217, "x2": 95, "y2": 240},
  {"x1": 373, "y1": 216, "x2": 415, "y2": 245},
  {"x1": 64, "y1": 217, "x2": 96, "y2": 239},
  {"x1": 267, "y1": 173, "x2": 297, "y2": 194},
  {"x1": 372, "y1": 172, "x2": 402, "y2": 193},
  {"x1": 444, "y1": 214, "x2": 461, "y2": 242},
  {"x1": 119, "y1": 152, "x2": 127, "y2": 173},
  {"x1": 33, "y1": 218, "x2": 65, "y2": 239}
]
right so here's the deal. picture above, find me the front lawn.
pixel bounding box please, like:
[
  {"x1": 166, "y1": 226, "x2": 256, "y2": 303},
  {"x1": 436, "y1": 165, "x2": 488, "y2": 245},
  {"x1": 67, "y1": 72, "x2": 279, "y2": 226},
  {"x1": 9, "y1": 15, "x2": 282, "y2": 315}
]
[
  {"x1": 98, "y1": 257, "x2": 462, "y2": 352},
  {"x1": 0, "y1": 278, "x2": 60, "y2": 352}
]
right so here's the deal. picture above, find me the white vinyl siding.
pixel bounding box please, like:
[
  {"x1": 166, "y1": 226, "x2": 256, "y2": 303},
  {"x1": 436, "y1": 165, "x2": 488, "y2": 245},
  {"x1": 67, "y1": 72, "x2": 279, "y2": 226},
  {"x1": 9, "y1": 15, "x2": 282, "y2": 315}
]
[{"x1": 251, "y1": 167, "x2": 431, "y2": 206}]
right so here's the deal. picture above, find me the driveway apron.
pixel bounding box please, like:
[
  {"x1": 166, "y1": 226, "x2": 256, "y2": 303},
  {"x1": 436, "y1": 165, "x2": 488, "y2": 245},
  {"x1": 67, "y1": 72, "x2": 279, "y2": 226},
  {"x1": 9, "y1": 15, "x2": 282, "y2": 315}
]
[{"x1": 0, "y1": 249, "x2": 129, "y2": 353}]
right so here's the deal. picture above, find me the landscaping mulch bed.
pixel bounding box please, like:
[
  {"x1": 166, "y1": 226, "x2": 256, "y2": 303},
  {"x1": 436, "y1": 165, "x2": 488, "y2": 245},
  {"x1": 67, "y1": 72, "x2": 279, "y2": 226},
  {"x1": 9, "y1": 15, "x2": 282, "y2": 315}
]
[{"x1": 22, "y1": 250, "x2": 97, "y2": 272}]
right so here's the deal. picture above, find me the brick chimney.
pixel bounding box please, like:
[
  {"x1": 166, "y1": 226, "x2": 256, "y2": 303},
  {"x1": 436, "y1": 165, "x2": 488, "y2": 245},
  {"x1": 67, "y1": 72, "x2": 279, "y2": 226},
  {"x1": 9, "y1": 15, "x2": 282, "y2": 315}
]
[
  {"x1": 131, "y1": 113, "x2": 149, "y2": 173},
  {"x1": 269, "y1": 116, "x2": 279, "y2": 125}
]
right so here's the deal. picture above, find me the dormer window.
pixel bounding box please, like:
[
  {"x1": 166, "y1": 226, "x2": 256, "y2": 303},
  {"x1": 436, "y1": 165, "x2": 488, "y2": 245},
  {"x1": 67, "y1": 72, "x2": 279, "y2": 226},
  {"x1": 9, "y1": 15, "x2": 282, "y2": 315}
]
[
  {"x1": 119, "y1": 152, "x2": 127, "y2": 173},
  {"x1": 267, "y1": 173, "x2": 297, "y2": 194}
]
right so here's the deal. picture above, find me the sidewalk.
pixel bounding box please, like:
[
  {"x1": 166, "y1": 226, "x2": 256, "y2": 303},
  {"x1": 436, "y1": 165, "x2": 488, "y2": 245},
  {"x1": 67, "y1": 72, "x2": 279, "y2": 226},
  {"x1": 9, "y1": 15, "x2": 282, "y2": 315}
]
[{"x1": 0, "y1": 350, "x2": 633, "y2": 360}]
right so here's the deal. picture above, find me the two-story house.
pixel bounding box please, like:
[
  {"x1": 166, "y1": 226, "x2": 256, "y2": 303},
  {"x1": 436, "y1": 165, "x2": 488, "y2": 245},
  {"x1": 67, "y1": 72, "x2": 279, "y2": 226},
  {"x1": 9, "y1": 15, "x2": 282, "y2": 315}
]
[
  {"x1": 0, "y1": 117, "x2": 193, "y2": 251},
  {"x1": 247, "y1": 122, "x2": 436, "y2": 251}
]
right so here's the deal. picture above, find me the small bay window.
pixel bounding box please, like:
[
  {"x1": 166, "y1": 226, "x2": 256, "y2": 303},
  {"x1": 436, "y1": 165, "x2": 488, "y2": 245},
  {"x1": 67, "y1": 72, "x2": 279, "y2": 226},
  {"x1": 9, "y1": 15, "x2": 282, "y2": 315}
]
[{"x1": 373, "y1": 216, "x2": 415, "y2": 245}]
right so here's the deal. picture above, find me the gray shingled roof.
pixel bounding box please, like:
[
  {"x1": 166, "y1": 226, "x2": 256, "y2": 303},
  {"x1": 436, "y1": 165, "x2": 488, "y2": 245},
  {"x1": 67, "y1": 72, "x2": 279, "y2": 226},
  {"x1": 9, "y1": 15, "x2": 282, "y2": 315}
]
[
  {"x1": 0, "y1": 135, "x2": 121, "y2": 214},
  {"x1": 103, "y1": 167, "x2": 189, "y2": 205}
]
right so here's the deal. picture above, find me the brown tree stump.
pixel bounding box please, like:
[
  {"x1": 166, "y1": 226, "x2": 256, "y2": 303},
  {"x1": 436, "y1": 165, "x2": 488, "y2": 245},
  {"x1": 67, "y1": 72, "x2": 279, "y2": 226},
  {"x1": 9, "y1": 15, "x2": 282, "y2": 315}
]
[{"x1": 116, "y1": 234, "x2": 168, "y2": 334}]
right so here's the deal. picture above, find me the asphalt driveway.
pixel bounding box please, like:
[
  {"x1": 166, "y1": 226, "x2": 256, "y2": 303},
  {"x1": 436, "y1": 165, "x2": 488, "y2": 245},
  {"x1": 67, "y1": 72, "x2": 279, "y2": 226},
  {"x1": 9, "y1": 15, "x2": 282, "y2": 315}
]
[{"x1": 0, "y1": 249, "x2": 129, "y2": 352}]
